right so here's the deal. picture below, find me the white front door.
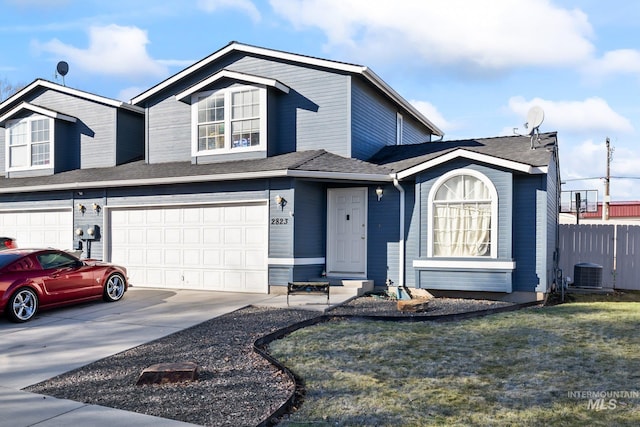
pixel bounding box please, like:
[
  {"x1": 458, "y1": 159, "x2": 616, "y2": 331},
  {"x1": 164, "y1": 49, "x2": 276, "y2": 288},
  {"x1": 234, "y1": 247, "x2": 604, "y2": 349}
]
[{"x1": 327, "y1": 188, "x2": 367, "y2": 276}]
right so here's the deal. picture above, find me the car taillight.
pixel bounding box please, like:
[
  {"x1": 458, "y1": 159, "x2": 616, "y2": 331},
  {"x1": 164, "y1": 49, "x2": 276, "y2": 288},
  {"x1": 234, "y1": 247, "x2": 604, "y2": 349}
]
[{"x1": 4, "y1": 239, "x2": 16, "y2": 249}]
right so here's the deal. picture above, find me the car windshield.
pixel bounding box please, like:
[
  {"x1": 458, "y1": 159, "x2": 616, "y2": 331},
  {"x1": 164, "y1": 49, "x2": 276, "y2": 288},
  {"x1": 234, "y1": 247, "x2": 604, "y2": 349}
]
[{"x1": 0, "y1": 253, "x2": 23, "y2": 269}]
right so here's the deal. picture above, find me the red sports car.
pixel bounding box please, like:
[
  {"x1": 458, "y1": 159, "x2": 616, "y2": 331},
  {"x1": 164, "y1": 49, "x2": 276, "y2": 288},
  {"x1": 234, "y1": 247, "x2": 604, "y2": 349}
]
[{"x1": 0, "y1": 248, "x2": 128, "y2": 322}]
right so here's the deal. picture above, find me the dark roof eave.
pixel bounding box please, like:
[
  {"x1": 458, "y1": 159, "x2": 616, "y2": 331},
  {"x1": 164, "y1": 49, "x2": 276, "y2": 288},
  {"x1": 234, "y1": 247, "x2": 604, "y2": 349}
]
[{"x1": 0, "y1": 169, "x2": 393, "y2": 194}]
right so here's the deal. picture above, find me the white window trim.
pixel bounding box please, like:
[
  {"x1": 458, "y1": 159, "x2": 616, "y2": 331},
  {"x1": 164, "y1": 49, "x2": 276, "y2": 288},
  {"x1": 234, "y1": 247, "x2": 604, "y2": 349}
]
[
  {"x1": 396, "y1": 112, "x2": 403, "y2": 145},
  {"x1": 5, "y1": 115, "x2": 54, "y2": 172},
  {"x1": 190, "y1": 84, "x2": 267, "y2": 157},
  {"x1": 427, "y1": 168, "x2": 499, "y2": 258}
]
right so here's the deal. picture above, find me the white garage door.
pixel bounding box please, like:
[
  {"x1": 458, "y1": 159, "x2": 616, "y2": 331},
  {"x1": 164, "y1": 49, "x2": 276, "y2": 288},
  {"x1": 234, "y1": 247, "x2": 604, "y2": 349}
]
[
  {"x1": 109, "y1": 203, "x2": 268, "y2": 293},
  {"x1": 0, "y1": 209, "x2": 73, "y2": 249}
]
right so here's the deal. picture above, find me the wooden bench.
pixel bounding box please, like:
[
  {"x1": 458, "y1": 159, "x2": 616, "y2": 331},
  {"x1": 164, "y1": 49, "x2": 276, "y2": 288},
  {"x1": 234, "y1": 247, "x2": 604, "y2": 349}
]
[{"x1": 287, "y1": 281, "x2": 330, "y2": 306}]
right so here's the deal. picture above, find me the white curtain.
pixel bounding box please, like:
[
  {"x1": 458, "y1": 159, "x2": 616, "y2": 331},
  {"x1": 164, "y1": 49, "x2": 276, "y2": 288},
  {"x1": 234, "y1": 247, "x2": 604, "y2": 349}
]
[{"x1": 433, "y1": 175, "x2": 491, "y2": 257}]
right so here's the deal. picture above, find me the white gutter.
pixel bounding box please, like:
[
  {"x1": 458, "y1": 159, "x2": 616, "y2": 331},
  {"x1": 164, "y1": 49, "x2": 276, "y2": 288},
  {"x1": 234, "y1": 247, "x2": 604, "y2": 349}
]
[{"x1": 393, "y1": 175, "x2": 405, "y2": 286}]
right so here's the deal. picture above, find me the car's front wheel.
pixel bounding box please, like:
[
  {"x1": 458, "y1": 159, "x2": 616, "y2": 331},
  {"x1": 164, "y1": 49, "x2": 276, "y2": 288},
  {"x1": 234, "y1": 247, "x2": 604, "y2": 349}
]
[
  {"x1": 103, "y1": 273, "x2": 126, "y2": 302},
  {"x1": 8, "y1": 288, "x2": 38, "y2": 323}
]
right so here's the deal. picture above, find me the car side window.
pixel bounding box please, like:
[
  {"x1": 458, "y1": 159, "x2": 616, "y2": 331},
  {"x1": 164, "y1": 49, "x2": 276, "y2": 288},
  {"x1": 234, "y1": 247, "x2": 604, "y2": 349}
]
[
  {"x1": 6, "y1": 258, "x2": 35, "y2": 272},
  {"x1": 37, "y1": 252, "x2": 77, "y2": 270}
]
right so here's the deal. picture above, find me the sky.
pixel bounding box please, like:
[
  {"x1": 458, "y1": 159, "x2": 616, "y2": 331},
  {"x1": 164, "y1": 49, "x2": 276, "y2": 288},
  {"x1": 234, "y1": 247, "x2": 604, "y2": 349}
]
[{"x1": 1, "y1": 0, "x2": 639, "y2": 202}]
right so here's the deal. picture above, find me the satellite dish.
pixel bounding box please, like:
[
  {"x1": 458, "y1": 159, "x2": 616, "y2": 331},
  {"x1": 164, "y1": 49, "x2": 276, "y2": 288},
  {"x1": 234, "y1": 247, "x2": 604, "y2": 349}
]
[
  {"x1": 525, "y1": 106, "x2": 544, "y2": 135},
  {"x1": 56, "y1": 61, "x2": 69, "y2": 86},
  {"x1": 56, "y1": 61, "x2": 69, "y2": 76}
]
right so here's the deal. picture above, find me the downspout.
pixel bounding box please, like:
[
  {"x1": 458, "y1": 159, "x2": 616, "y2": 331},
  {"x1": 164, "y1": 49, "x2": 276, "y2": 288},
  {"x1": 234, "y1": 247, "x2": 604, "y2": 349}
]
[{"x1": 393, "y1": 175, "x2": 406, "y2": 289}]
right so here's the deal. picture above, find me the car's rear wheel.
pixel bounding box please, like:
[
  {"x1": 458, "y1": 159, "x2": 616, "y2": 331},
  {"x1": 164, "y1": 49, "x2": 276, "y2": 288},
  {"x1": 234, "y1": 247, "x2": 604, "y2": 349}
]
[
  {"x1": 8, "y1": 288, "x2": 38, "y2": 323},
  {"x1": 103, "y1": 273, "x2": 126, "y2": 302}
]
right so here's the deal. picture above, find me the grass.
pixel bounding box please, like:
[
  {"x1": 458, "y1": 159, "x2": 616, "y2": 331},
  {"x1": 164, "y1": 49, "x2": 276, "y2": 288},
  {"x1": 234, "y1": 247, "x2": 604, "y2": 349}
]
[{"x1": 268, "y1": 294, "x2": 640, "y2": 426}]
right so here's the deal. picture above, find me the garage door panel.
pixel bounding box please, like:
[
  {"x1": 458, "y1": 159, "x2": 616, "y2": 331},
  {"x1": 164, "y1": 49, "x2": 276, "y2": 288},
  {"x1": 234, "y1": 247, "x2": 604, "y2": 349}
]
[
  {"x1": 165, "y1": 228, "x2": 181, "y2": 243},
  {"x1": 163, "y1": 248, "x2": 181, "y2": 266},
  {"x1": 224, "y1": 206, "x2": 243, "y2": 223},
  {"x1": 146, "y1": 228, "x2": 163, "y2": 244},
  {"x1": 146, "y1": 248, "x2": 162, "y2": 265},
  {"x1": 203, "y1": 249, "x2": 222, "y2": 266},
  {"x1": 183, "y1": 249, "x2": 200, "y2": 266},
  {"x1": 246, "y1": 227, "x2": 266, "y2": 245},
  {"x1": 109, "y1": 203, "x2": 267, "y2": 292},
  {"x1": 224, "y1": 250, "x2": 244, "y2": 267},
  {"x1": 203, "y1": 228, "x2": 221, "y2": 244},
  {"x1": 245, "y1": 250, "x2": 266, "y2": 268},
  {"x1": 183, "y1": 228, "x2": 201, "y2": 244}
]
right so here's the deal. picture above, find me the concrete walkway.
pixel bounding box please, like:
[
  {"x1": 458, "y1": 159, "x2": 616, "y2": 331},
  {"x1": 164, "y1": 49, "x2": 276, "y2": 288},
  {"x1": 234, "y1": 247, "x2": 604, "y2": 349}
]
[{"x1": 0, "y1": 287, "x2": 353, "y2": 427}]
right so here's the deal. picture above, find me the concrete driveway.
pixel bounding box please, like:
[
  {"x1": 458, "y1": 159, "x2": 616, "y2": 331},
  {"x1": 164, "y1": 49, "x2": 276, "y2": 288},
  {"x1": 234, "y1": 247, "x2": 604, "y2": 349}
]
[{"x1": 0, "y1": 287, "x2": 349, "y2": 426}]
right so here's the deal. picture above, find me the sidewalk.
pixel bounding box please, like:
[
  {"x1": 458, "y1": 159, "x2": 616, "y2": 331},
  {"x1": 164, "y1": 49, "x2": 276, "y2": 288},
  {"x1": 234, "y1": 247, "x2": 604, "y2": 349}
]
[{"x1": 0, "y1": 288, "x2": 354, "y2": 427}]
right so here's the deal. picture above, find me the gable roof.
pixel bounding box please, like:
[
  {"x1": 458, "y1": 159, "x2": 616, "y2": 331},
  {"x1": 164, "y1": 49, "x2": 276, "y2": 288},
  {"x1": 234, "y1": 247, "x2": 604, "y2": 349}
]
[
  {"x1": 0, "y1": 101, "x2": 77, "y2": 126},
  {"x1": 131, "y1": 41, "x2": 443, "y2": 136},
  {"x1": 0, "y1": 150, "x2": 393, "y2": 194},
  {"x1": 0, "y1": 79, "x2": 144, "y2": 114},
  {"x1": 370, "y1": 132, "x2": 558, "y2": 178},
  {"x1": 175, "y1": 69, "x2": 290, "y2": 103}
]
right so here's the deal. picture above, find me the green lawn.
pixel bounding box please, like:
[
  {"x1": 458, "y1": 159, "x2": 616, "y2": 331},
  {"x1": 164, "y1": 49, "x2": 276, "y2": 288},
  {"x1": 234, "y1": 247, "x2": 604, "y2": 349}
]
[{"x1": 269, "y1": 300, "x2": 640, "y2": 426}]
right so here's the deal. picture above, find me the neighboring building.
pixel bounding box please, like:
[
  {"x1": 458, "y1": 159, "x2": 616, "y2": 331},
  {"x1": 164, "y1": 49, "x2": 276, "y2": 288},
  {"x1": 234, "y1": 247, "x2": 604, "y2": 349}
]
[
  {"x1": 0, "y1": 42, "x2": 560, "y2": 302},
  {"x1": 560, "y1": 201, "x2": 640, "y2": 224}
]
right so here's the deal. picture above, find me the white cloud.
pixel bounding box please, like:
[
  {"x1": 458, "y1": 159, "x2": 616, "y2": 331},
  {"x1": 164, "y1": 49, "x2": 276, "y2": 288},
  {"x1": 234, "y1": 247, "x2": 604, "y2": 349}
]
[
  {"x1": 508, "y1": 96, "x2": 634, "y2": 135},
  {"x1": 583, "y1": 49, "x2": 640, "y2": 81},
  {"x1": 118, "y1": 86, "x2": 145, "y2": 103},
  {"x1": 410, "y1": 99, "x2": 456, "y2": 133},
  {"x1": 198, "y1": 0, "x2": 261, "y2": 22},
  {"x1": 34, "y1": 24, "x2": 167, "y2": 79},
  {"x1": 270, "y1": 0, "x2": 594, "y2": 72},
  {"x1": 559, "y1": 138, "x2": 640, "y2": 200}
]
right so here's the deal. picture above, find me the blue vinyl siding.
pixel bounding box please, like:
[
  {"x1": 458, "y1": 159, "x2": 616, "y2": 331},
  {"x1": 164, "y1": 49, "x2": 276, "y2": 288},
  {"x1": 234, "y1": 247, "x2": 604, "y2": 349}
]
[
  {"x1": 30, "y1": 89, "x2": 120, "y2": 169},
  {"x1": 147, "y1": 96, "x2": 192, "y2": 163},
  {"x1": 351, "y1": 78, "x2": 397, "y2": 160},
  {"x1": 512, "y1": 174, "x2": 548, "y2": 292},
  {"x1": 269, "y1": 182, "x2": 295, "y2": 259},
  {"x1": 403, "y1": 115, "x2": 433, "y2": 145},
  {"x1": 54, "y1": 121, "x2": 78, "y2": 172},
  {"x1": 116, "y1": 109, "x2": 144, "y2": 164},
  {"x1": 417, "y1": 269, "x2": 512, "y2": 292},
  {"x1": 143, "y1": 53, "x2": 351, "y2": 163},
  {"x1": 351, "y1": 78, "x2": 433, "y2": 161},
  {"x1": 403, "y1": 183, "x2": 419, "y2": 288},
  {"x1": 545, "y1": 154, "x2": 559, "y2": 292},
  {"x1": 369, "y1": 183, "x2": 400, "y2": 286},
  {"x1": 293, "y1": 181, "x2": 326, "y2": 258}
]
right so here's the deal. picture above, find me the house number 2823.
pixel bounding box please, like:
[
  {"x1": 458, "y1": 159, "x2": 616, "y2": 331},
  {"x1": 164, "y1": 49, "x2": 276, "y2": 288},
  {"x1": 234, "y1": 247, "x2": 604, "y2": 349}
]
[{"x1": 271, "y1": 218, "x2": 289, "y2": 225}]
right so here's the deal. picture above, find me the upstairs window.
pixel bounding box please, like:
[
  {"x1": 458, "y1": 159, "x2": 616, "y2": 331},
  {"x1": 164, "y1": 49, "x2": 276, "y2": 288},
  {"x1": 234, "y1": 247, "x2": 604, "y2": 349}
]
[
  {"x1": 429, "y1": 170, "x2": 497, "y2": 258},
  {"x1": 6, "y1": 116, "x2": 52, "y2": 170},
  {"x1": 192, "y1": 85, "x2": 266, "y2": 155}
]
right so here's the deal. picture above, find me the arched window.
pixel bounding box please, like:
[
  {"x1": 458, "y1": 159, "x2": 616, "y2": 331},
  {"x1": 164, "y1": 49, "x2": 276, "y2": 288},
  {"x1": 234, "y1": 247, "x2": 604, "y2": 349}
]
[{"x1": 429, "y1": 170, "x2": 497, "y2": 258}]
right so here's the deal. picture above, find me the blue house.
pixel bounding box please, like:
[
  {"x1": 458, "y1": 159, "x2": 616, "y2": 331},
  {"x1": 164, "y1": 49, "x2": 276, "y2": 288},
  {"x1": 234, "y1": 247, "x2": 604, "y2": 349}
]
[{"x1": 0, "y1": 42, "x2": 559, "y2": 302}]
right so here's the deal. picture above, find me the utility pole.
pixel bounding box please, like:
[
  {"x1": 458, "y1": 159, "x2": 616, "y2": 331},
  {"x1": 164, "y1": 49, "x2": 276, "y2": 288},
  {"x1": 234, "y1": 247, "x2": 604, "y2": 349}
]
[{"x1": 603, "y1": 137, "x2": 612, "y2": 221}]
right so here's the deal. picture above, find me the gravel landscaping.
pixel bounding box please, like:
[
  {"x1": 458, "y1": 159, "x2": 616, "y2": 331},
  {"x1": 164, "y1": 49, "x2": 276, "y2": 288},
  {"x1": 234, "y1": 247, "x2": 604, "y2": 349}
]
[{"x1": 26, "y1": 295, "x2": 517, "y2": 426}]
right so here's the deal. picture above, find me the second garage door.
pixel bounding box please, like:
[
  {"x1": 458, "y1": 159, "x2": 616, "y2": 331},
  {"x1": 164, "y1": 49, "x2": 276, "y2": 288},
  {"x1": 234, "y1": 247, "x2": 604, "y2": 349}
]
[
  {"x1": 0, "y1": 209, "x2": 73, "y2": 250},
  {"x1": 109, "y1": 203, "x2": 268, "y2": 293}
]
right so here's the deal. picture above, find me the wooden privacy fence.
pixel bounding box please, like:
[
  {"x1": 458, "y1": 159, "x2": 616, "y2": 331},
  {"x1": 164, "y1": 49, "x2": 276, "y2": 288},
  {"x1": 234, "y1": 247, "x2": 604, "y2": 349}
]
[{"x1": 558, "y1": 224, "x2": 640, "y2": 290}]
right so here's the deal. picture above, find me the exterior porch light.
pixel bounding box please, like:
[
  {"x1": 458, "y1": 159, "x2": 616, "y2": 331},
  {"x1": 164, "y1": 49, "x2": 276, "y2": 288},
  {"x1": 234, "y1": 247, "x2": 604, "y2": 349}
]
[
  {"x1": 77, "y1": 203, "x2": 86, "y2": 214},
  {"x1": 75, "y1": 228, "x2": 83, "y2": 236},
  {"x1": 275, "y1": 194, "x2": 287, "y2": 210},
  {"x1": 92, "y1": 203, "x2": 101, "y2": 214},
  {"x1": 376, "y1": 186, "x2": 383, "y2": 201}
]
